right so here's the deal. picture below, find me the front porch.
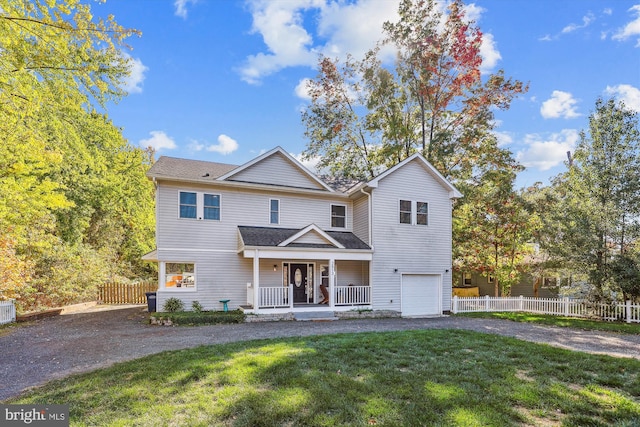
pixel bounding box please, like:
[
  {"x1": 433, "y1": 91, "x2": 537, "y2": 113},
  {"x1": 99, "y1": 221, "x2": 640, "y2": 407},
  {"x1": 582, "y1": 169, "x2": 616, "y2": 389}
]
[
  {"x1": 239, "y1": 224, "x2": 373, "y2": 314},
  {"x1": 245, "y1": 283, "x2": 372, "y2": 313}
]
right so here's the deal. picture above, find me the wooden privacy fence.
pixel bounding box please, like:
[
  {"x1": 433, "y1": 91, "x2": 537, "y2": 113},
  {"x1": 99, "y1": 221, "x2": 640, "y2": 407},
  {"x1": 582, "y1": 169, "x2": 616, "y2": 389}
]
[
  {"x1": 98, "y1": 281, "x2": 158, "y2": 304},
  {"x1": 452, "y1": 295, "x2": 640, "y2": 324},
  {"x1": 0, "y1": 299, "x2": 16, "y2": 325}
]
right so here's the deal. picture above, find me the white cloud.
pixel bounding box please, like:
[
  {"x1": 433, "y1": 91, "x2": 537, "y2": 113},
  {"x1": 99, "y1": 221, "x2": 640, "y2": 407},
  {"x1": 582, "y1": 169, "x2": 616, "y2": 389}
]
[
  {"x1": 139, "y1": 131, "x2": 177, "y2": 151},
  {"x1": 316, "y1": 0, "x2": 398, "y2": 61},
  {"x1": 121, "y1": 52, "x2": 148, "y2": 94},
  {"x1": 613, "y1": 5, "x2": 640, "y2": 46},
  {"x1": 240, "y1": 0, "x2": 323, "y2": 84},
  {"x1": 174, "y1": 0, "x2": 197, "y2": 19},
  {"x1": 294, "y1": 78, "x2": 313, "y2": 100},
  {"x1": 605, "y1": 84, "x2": 640, "y2": 112},
  {"x1": 517, "y1": 129, "x2": 580, "y2": 171},
  {"x1": 479, "y1": 33, "x2": 501, "y2": 73},
  {"x1": 240, "y1": 0, "x2": 502, "y2": 83},
  {"x1": 291, "y1": 152, "x2": 324, "y2": 174},
  {"x1": 207, "y1": 134, "x2": 239, "y2": 155},
  {"x1": 561, "y1": 12, "x2": 595, "y2": 34},
  {"x1": 187, "y1": 140, "x2": 205, "y2": 152},
  {"x1": 240, "y1": 0, "x2": 503, "y2": 84},
  {"x1": 493, "y1": 130, "x2": 513, "y2": 147},
  {"x1": 540, "y1": 90, "x2": 581, "y2": 119}
]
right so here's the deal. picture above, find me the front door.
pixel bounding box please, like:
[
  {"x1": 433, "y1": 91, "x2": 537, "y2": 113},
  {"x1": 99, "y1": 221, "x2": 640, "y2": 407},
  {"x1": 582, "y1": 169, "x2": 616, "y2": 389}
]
[{"x1": 290, "y1": 263, "x2": 308, "y2": 303}]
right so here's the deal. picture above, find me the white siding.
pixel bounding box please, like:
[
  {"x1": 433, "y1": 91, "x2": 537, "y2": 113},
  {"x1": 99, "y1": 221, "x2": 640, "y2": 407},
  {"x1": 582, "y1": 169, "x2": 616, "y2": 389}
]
[
  {"x1": 352, "y1": 194, "x2": 369, "y2": 245},
  {"x1": 336, "y1": 260, "x2": 369, "y2": 286},
  {"x1": 156, "y1": 250, "x2": 252, "y2": 311},
  {"x1": 156, "y1": 183, "x2": 354, "y2": 251},
  {"x1": 227, "y1": 152, "x2": 326, "y2": 190},
  {"x1": 369, "y1": 159, "x2": 453, "y2": 314},
  {"x1": 154, "y1": 181, "x2": 355, "y2": 311}
]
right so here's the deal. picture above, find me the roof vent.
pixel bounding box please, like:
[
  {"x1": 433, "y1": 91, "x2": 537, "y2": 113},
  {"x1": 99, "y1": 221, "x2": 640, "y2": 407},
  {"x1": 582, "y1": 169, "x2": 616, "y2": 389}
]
[{"x1": 203, "y1": 173, "x2": 210, "y2": 177}]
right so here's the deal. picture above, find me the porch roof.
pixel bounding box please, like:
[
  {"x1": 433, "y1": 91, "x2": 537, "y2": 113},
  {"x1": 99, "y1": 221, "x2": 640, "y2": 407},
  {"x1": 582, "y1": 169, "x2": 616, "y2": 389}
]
[{"x1": 238, "y1": 226, "x2": 371, "y2": 250}]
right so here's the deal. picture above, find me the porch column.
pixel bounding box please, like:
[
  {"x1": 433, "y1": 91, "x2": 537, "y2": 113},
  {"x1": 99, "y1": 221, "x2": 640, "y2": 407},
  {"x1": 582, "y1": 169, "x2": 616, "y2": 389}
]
[
  {"x1": 253, "y1": 250, "x2": 260, "y2": 309},
  {"x1": 329, "y1": 258, "x2": 336, "y2": 308}
]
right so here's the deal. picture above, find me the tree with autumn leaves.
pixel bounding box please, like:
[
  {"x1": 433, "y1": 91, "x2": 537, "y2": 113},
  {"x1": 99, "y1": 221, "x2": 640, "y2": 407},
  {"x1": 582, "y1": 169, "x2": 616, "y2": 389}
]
[
  {"x1": 302, "y1": 0, "x2": 536, "y2": 294},
  {"x1": 0, "y1": 0, "x2": 155, "y2": 311}
]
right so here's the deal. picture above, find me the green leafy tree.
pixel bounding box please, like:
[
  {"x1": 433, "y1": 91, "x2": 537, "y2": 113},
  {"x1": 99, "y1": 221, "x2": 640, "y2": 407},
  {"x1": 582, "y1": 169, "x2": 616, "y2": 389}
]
[
  {"x1": 543, "y1": 98, "x2": 640, "y2": 300},
  {"x1": 455, "y1": 168, "x2": 540, "y2": 296},
  {"x1": 0, "y1": 0, "x2": 153, "y2": 311}
]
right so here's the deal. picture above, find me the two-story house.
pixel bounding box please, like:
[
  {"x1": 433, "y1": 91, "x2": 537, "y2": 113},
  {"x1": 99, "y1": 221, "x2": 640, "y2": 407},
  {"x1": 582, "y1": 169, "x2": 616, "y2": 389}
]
[{"x1": 143, "y1": 146, "x2": 461, "y2": 317}]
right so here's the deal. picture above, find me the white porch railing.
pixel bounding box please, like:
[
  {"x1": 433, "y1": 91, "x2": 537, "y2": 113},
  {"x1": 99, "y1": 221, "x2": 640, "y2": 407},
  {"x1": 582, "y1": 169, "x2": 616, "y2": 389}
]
[
  {"x1": 257, "y1": 285, "x2": 371, "y2": 308},
  {"x1": 334, "y1": 286, "x2": 371, "y2": 306},
  {"x1": 451, "y1": 295, "x2": 640, "y2": 324},
  {"x1": 259, "y1": 286, "x2": 289, "y2": 308},
  {"x1": 0, "y1": 299, "x2": 16, "y2": 325}
]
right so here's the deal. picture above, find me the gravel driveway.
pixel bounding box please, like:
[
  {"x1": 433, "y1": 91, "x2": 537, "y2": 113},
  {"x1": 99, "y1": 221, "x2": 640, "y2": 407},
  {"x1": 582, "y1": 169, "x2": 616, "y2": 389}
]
[{"x1": 2, "y1": 306, "x2": 640, "y2": 402}]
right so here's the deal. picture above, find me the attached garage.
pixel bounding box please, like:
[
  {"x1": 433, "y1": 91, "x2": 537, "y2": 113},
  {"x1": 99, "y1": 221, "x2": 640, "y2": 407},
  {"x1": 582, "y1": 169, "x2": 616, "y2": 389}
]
[{"x1": 401, "y1": 274, "x2": 442, "y2": 317}]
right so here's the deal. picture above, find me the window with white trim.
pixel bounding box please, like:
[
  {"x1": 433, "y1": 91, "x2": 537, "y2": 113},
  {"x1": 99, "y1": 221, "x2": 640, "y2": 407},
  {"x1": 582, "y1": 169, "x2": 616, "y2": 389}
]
[
  {"x1": 399, "y1": 200, "x2": 429, "y2": 225},
  {"x1": 416, "y1": 201, "x2": 428, "y2": 225},
  {"x1": 179, "y1": 191, "x2": 221, "y2": 220},
  {"x1": 331, "y1": 204, "x2": 346, "y2": 228},
  {"x1": 204, "y1": 194, "x2": 220, "y2": 220},
  {"x1": 399, "y1": 200, "x2": 412, "y2": 224},
  {"x1": 270, "y1": 199, "x2": 279, "y2": 224},
  {"x1": 164, "y1": 263, "x2": 195, "y2": 290},
  {"x1": 179, "y1": 192, "x2": 197, "y2": 219}
]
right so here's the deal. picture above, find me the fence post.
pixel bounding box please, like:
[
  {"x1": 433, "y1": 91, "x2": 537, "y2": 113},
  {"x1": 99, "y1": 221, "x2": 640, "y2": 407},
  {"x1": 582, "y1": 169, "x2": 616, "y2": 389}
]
[
  {"x1": 485, "y1": 295, "x2": 490, "y2": 312},
  {"x1": 519, "y1": 295, "x2": 524, "y2": 312},
  {"x1": 452, "y1": 295, "x2": 458, "y2": 314},
  {"x1": 626, "y1": 300, "x2": 632, "y2": 324},
  {"x1": 563, "y1": 297, "x2": 569, "y2": 316}
]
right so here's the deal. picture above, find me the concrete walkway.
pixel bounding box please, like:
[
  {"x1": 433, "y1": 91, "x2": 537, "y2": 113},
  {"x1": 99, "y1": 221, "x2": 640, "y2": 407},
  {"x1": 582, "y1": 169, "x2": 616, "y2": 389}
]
[{"x1": 1, "y1": 306, "x2": 639, "y2": 401}]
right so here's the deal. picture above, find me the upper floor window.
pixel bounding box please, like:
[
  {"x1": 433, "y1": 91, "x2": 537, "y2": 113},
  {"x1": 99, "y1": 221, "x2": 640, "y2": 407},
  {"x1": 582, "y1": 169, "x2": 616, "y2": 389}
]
[
  {"x1": 399, "y1": 200, "x2": 429, "y2": 225},
  {"x1": 331, "y1": 204, "x2": 346, "y2": 228},
  {"x1": 270, "y1": 199, "x2": 280, "y2": 224},
  {"x1": 204, "y1": 194, "x2": 220, "y2": 220},
  {"x1": 416, "y1": 201, "x2": 428, "y2": 225},
  {"x1": 399, "y1": 200, "x2": 412, "y2": 224},
  {"x1": 179, "y1": 192, "x2": 197, "y2": 219}
]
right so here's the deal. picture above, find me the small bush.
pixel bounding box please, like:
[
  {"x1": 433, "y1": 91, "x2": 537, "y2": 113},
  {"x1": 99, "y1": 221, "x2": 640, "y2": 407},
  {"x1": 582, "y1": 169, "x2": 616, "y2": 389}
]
[
  {"x1": 163, "y1": 297, "x2": 184, "y2": 313},
  {"x1": 191, "y1": 300, "x2": 203, "y2": 313},
  {"x1": 150, "y1": 310, "x2": 245, "y2": 326}
]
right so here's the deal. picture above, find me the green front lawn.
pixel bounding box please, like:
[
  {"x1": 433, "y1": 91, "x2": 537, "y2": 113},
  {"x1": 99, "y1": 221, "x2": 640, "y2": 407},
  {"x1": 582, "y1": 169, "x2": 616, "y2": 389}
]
[
  {"x1": 9, "y1": 330, "x2": 640, "y2": 426},
  {"x1": 458, "y1": 312, "x2": 640, "y2": 334}
]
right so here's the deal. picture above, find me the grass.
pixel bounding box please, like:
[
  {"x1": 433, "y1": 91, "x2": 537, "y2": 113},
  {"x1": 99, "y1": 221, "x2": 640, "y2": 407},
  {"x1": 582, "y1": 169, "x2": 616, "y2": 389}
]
[
  {"x1": 457, "y1": 312, "x2": 640, "y2": 334},
  {"x1": 8, "y1": 329, "x2": 640, "y2": 426}
]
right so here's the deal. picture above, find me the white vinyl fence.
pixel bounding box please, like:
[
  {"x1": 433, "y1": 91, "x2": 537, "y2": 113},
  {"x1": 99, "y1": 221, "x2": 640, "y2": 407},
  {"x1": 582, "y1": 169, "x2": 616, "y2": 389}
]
[
  {"x1": 0, "y1": 299, "x2": 16, "y2": 325},
  {"x1": 452, "y1": 295, "x2": 640, "y2": 324}
]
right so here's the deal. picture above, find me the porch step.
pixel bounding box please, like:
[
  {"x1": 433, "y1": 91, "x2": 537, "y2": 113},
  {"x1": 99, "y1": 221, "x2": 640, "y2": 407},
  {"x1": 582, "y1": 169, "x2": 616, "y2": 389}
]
[{"x1": 294, "y1": 311, "x2": 338, "y2": 322}]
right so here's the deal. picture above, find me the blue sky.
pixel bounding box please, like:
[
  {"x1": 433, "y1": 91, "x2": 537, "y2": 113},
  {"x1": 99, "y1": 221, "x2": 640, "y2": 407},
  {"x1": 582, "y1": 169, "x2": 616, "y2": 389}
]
[{"x1": 96, "y1": 0, "x2": 640, "y2": 188}]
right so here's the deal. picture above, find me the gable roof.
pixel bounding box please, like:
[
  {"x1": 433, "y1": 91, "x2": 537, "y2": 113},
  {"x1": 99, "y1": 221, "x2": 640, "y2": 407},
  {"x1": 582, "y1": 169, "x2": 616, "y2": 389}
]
[
  {"x1": 147, "y1": 156, "x2": 238, "y2": 181},
  {"x1": 238, "y1": 226, "x2": 371, "y2": 250},
  {"x1": 217, "y1": 147, "x2": 334, "y2": 192},
  {"x1": 353, "y1": 153, "x2": 463, "y2": 199}
]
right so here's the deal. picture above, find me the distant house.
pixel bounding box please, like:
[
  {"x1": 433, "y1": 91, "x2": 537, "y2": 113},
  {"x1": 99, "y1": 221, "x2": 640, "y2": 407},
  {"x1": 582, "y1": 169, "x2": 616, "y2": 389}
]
[
  {"x1": 143, "y1": 147, "x2": 462, "y2": 317},
  {"x1": 454, "y1": 271, "x2": 560, "y2": 298}
]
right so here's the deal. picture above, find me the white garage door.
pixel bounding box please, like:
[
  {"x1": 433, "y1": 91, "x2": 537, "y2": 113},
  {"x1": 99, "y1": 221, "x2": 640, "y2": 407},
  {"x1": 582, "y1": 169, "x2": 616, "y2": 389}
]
[{"x1": 401, "y1": 274, "x2": 441, "y2": 317}]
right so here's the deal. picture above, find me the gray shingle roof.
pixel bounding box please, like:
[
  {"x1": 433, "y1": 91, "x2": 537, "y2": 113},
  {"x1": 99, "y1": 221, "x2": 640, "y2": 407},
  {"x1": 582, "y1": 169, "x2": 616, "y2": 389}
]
[
  {"x1": 148, "y1": 156, "x2": 238, "y2": 180},
  {"x1": 238, "y1": 226, "x2": 370, "y2": 250}
]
